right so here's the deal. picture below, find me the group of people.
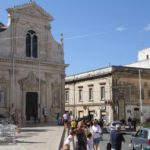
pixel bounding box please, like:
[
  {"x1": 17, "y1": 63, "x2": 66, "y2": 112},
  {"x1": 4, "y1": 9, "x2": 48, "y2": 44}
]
[
  {"x1": 62, "y1": 118, "x2": 104, "y2": 150},
  {"x1": 11, "y1": 108, "x2": 22, "y2": 132},
  {"x1": 128, "y1": 116, "x2": 137, "y2": 130}
]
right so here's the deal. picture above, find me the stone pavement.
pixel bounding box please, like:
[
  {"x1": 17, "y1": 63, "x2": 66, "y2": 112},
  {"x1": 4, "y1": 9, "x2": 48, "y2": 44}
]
[{"x1": 0, "y1": 123, "x2": 64, "y2": 150}]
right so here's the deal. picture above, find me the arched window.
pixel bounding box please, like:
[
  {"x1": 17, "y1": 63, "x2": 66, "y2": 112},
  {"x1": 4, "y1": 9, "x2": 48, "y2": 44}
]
[{"x1": 26, "y1": 30, "x2": 38, "y2": 58}]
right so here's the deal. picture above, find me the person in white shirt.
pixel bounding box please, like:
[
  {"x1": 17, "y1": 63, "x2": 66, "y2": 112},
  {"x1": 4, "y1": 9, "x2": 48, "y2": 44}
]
[
  {"x1": 64, "y1": 130, "x2": 76, "y2": 146},
  {"x1": 87, "y1": 132, "x2": 94, "y2": 150},
  {"x1": 63, "y1": 112, "x2": 68, "y2": 128},
  {"x1": 91, "y1": 119, "x2": 102, "y2": 150}
]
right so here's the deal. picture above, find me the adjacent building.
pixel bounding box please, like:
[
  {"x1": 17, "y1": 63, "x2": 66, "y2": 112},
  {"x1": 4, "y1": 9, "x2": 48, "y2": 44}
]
[
  {"x1": 0, "y1": 2, "x2": 67, "y2": 122},
  {"x1": 65, "y1": 49, "x2": 150, "y2": 123}
]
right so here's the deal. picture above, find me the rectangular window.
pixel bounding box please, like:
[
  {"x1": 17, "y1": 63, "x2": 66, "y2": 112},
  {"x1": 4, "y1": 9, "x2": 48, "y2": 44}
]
[
  {"x1": 101, "y1": 86, "x2": 105, "y2": 100},
  {"x1": 79, "y1": 88, "x2": 83, "y2": 102},
  {"x1": 65, "y1": 90, "x2": 69, "y2": 103},
  {"x1": 89, "y1": 87, "x2": 93, "y2": 101}
]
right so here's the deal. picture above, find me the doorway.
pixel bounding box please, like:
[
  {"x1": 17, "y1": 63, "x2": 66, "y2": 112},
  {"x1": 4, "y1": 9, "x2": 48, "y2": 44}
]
[{"x1": 26, "y1": 92, "x2": 38, "y2": 120}]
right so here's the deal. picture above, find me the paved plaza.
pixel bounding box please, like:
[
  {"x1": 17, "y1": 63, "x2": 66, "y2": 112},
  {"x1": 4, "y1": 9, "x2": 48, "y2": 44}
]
[{"x1": 0, "y1": 123, "x2": 64, "y2": 150}]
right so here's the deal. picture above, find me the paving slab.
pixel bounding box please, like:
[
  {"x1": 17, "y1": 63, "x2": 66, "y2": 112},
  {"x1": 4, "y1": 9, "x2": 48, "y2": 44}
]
[{"x1": 0, "y1": 125, "x2": 64, "y2": 150}]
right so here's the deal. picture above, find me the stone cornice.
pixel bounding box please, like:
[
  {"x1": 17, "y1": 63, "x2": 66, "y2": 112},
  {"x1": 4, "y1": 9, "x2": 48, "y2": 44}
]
[
  {"x1": 0, "y1": 56, "x2": 67, "y2": 68},
  {"x1": 65, "y1": 103, "x2": 107, "y2": 107}
]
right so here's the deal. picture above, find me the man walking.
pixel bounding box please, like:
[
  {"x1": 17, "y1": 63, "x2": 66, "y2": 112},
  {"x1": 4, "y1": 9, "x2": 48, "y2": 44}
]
[{"x1": 110, "y1": 124, "x2": 125, "y2": 150}]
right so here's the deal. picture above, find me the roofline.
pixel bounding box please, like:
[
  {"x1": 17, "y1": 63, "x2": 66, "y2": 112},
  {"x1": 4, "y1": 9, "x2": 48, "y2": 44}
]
[{"x1": 65, "y1": 65, "x2": 150, "y2": 83}]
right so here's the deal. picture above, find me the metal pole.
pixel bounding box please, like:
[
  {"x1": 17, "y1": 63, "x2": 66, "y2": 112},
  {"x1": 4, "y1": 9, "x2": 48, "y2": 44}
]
[
  {"x1": 38, "y1": 58, "x2": 41, "y2": 122},
  {"x1": 129, "y1": 85, "x2": 131, "y2": 114},
  {"x1": 73, "y1": 75, "x2": 75, "y2": 116},
  {"x1": 139, "y1": 69, "x2": 143, "y2": 124},
  {"x1": 12, "y1": 57, "x2": 15, "y2": 106}
]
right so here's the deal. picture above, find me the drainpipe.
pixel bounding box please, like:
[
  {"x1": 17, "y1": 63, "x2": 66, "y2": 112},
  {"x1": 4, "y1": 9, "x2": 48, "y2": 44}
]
[{"x1": 38, "y1": 57, "x2": 41, "y2": 122}]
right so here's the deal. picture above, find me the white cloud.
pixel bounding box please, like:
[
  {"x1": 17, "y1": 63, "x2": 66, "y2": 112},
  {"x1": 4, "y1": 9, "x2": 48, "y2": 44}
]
[
  {"x1": 116, "y1": 26, "x2": 126, "y2": 32},
  {"x1": 143, "y1": 24, "x2": 150, "y2": 31}
]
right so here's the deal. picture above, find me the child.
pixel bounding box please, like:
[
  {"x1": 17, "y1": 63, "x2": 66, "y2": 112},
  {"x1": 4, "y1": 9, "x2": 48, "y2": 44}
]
[
  {"x1": 64, "y1": 130, "x2": 76, "y2": 146},
  {"x1": 87, "y1": 132, "x2": 93, "y2": 150},
  {"x1": 71, "y1": 118, "x2": 77, "y2": 130}
]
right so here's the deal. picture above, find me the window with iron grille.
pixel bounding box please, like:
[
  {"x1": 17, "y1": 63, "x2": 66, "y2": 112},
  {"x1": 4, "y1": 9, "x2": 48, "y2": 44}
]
[
  {"x1": 100, "y1": 86, "x2": 105, "y2": 100},
  {"x1": 79, "y1": 88, "x2": 83, "y2": 102},
  {"x1": 65, "y1": 90, "x2": 69, "y2": 103},
  {"x1": 89, "y1": 87, "x2": 93, "y2": 101}
]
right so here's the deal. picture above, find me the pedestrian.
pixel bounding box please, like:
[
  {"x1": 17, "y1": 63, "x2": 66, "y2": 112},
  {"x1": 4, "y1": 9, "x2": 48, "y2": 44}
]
[
  {"x1": 128, "y1": 116, "x2": 132, "y2": 129},
  {"x1": 91, "y1": 119, "x2": 102, "y2": 150},
  {"x1": 71, "y1": 118, "x2": 77, "y2": 130},
  {"x1": 42, "y1": 107, "x2": 48, "y2": 123},
  {"x1": 132, "y1": 118, "x2": 137, "y2": 131},
  {"x1": 64, "y1": 130, "x2": 76, "y2": 145},
  {"x1": 98, "y1": 119, "x2": 104, "y2": 141},
  {"x1": 87, "y1": 132, "x2": 94, "y2": 150},
  {"x1": 63, "y1": 112, "x2": 68, "y2": 128},
  {"x1": 13, "y1": 108, "x2": 22, "y2": 133},
  {"x1": 110, "y1": 124, "x2": 125, "y2": 150},
  {"x1": 76, "y1": 121, "x2": 87, "y2": 150},
  {"x1": 56, "y1": 113, "x2": 61, "y2": 125}
]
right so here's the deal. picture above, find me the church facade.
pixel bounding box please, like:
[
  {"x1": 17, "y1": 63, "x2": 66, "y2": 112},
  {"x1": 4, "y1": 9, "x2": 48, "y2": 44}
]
[{"x1": 0, "y1": 2, "x2": 66, "y2": 122}]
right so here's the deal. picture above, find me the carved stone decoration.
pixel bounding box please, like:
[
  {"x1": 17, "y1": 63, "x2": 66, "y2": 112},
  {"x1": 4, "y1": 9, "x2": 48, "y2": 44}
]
[
  {"x1": 0, "y1": 77, "x2": 8, "y2": 108},
  {"x1": 18, "y1": 72, "x2": 45, "y2": 91},
  {"x1": 52, "y1": 82, "x2": 60, "y2": 108},
  {"x1": 0, "y1": 91, "x2": 5, "y2": 107},
  {"x1": 7, "y1": 2, "x2": 53, "y2": 21}
]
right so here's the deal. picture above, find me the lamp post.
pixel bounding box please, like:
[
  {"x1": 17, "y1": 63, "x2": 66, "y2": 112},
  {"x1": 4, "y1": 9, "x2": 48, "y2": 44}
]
[
  {"x1": 128, "y1": 85, "x2": 132, "y2": 113},
  {"x1": 138, "y1": 69, "x2": 143, "y2": 124}
]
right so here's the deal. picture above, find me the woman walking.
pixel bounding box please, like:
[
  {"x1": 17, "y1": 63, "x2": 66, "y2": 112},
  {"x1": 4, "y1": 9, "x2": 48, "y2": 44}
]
[{"x1": 91, "y1": 119, "x2": 102, "y2": 150}]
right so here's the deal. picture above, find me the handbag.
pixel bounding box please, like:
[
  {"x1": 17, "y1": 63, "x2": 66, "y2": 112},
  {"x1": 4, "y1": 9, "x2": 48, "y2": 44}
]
[{"x1": 106, "y1": 142, "x2": 111, "y2": 150}]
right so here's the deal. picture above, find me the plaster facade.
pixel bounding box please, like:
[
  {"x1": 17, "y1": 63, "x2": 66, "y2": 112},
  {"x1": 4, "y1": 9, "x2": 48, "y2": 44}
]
[{"x1": 65, "y1": 66, "x2": 150, "y2": 124}]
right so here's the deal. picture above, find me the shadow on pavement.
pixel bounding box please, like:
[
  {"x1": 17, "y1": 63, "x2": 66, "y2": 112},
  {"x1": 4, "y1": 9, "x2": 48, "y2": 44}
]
[
  {"x1": 16, "y1": 140, "x2": 46, "y2": 144},
  {"x1": 21, "y1": 129, "x2": 48, "y2": 132}
]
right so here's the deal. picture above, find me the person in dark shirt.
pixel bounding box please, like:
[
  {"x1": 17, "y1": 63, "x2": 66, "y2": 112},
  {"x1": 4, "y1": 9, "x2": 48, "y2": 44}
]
[{"x1": 110, "y1": 124, "x2": 125, "y2": 150}]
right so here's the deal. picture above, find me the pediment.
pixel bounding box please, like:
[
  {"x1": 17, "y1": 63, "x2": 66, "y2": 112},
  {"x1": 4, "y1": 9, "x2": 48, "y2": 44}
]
[
  {"x1": 19, "y1": 72, "x2": 39, "y2": 89},
  {"x1": 18, "y1": 72, "x2": 46, "y2": 91},
  {"x1": 7, "y1": 2, "x2": 53, "y2": 21}
]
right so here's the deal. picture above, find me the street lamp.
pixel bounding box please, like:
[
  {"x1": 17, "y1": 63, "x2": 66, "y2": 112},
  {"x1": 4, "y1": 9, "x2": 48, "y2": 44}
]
[{"x1": 139, "y1": 69, "x2": 143, "y2": 124}]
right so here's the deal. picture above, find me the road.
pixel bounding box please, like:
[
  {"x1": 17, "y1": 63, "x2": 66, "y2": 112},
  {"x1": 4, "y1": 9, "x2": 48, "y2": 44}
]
[{"x1": 99, "y1": 132, "x2": 133, "y2": 150}]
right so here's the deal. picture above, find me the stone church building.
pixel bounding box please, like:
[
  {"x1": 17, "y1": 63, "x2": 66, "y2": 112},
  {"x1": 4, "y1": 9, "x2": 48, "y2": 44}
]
[{"x1": 0, "y1": 2, "x2": 66, "y2": 122}]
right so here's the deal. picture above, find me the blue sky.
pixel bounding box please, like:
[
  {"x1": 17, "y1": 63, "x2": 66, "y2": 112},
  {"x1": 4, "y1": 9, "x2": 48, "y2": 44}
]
[{"x1": 1, "y1": 1, "x2": 150, "y2": 76}]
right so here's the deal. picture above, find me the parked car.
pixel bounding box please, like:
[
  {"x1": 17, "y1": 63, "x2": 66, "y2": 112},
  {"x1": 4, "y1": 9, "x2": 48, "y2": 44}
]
[
  {"x1": 130, "y1": 128, "x2": 150, "y2": 150},
  {"x1": 107, "y1": 120, "x2": 126, "y2": 133}
]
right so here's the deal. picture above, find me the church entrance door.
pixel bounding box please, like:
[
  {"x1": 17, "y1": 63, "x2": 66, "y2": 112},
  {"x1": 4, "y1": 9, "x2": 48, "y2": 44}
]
[{"x1": 26, "y1": 92, "x2": 38, "y2": 121}]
